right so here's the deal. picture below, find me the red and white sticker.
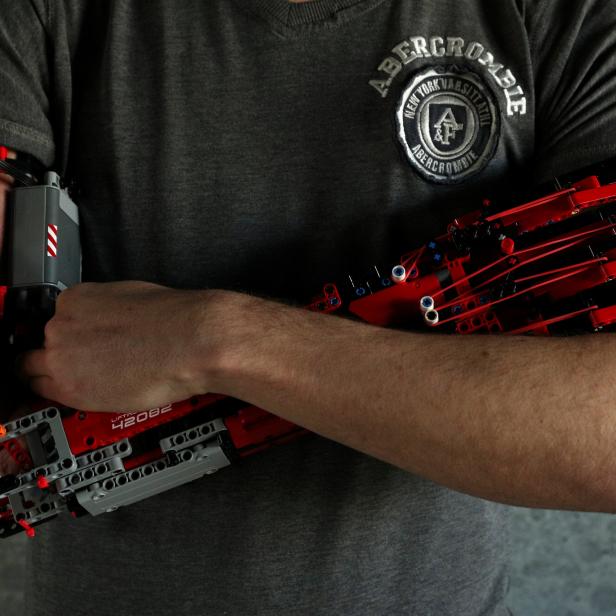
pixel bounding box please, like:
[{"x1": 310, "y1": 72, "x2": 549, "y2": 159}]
[{"x1": 47, "y1": 224, "x2": 58, "y2": 258}]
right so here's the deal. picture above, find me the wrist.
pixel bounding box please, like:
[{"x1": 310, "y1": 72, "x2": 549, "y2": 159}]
[{"x1": 190, "y1": 289, "x2": 278, "y2": 396}]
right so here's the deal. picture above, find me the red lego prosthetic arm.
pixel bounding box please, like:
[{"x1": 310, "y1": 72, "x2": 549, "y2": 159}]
[{"x1": 1, "y1": 157, "x2": 616, "y2": 538}]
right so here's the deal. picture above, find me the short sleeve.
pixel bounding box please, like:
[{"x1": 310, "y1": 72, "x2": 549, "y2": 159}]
[
  {"x1": 0, "y1": 0, "x2": 55, "y2": 166},
  {"x1": 526, "y1": 0, "x2": 616, "y2": 181}
]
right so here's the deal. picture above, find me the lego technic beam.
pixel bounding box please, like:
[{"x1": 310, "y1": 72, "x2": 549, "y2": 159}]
[{"x1": 2, "y1": 157, "x2": 616, "y2": 538}]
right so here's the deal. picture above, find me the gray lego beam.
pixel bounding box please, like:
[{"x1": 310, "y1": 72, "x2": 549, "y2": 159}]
[
  {"x1": 0, "y1": 407, "x2": 77, "y2": 499},
  {"x1": 159, "y1": 418, "x2": 226, "y2": 453},
  {"x1": 56, "y1": 439, "x2": 132, "y2": 496},
  {"x1": 76, "y1": 437, "x2": 232, "y2": 516},
  {"x1": 8, "y1": 488, "x2": 66, "y2": 527}
]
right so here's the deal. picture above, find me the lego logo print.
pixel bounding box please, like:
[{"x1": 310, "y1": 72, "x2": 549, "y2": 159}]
[{"x1": 47, "y1": 224, "x2": 58, "y2": 258}]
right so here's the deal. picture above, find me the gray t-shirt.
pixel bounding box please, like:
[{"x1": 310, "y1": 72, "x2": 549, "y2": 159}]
[{"x1": 1, "y1": 1, "x2": 615, "y2": 614}]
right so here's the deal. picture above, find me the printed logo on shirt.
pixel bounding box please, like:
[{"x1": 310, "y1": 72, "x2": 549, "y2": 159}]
[{"x1": 395, "y1": 66, "x2": 500, "y2": 184}]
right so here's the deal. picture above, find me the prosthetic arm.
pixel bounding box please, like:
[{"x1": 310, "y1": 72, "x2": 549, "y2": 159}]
[{"x1": 1, "y1": 150, "x2": 616, "y2": 538}]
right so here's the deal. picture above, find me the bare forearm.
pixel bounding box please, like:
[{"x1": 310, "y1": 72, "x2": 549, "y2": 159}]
[{"x1": 203, "y1": 291, "x2": 616, "y2": 513}]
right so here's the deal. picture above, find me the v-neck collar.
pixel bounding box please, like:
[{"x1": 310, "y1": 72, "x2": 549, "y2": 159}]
[{"x1": 234, "y1": 0, "x2": 387, "y2": 32}]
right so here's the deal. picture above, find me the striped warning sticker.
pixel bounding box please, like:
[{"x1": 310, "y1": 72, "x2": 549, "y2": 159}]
[{"x1": 47, "y1": 224, "x2": 58, "y2": 258}]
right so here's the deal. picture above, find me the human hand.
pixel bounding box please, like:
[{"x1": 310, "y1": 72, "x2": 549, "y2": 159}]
[{"x1": 15, "y1": 281, "x2": 226, "y2": 412}]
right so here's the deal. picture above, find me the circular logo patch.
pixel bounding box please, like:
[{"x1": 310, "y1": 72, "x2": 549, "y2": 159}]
[{"x1": 396, "y1": 66, "x2": 500, "y2": 184}]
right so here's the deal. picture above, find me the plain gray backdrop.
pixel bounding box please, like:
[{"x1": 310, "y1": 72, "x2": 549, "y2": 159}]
[{"x1": 1, "y1": 505, "x2": 616, "y2": 615}]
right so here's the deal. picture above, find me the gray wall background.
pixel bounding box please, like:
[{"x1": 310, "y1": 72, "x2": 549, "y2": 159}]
[{"x1": 1, "y1": 506, "x2": 616, "y2": 615}]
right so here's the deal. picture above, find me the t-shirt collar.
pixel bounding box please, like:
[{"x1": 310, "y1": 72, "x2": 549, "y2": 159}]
[{"x1": 238, "y1": 0, "x2": 379, "y2": 28}]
